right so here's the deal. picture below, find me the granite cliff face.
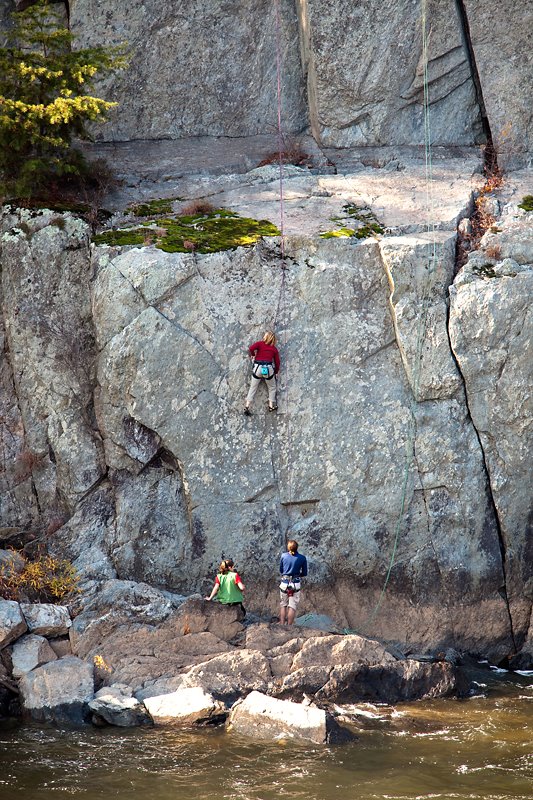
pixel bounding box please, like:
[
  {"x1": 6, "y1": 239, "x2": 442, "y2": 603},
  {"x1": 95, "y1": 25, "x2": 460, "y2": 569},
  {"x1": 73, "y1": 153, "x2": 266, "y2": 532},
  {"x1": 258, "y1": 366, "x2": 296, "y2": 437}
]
[
  {"x1": 62, "y1": 0, "x2": 532, "y2": 167},
  {"x1": 1, "y1": 163, "x2": 531, "y2": 662},
  {"x1": 0, "y1": 1, "x2": 532, "y2": 667},
  {"x1": 6, "y1": 1, "x2": 531, "y2": 164}
]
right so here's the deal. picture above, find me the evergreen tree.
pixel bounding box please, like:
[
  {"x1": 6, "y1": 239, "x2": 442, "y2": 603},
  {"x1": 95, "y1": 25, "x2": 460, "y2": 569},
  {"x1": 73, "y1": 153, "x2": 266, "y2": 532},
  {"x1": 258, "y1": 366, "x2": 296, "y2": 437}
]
[{"x1": 0, "y1": 0, "x2": 127, "y2": 198}]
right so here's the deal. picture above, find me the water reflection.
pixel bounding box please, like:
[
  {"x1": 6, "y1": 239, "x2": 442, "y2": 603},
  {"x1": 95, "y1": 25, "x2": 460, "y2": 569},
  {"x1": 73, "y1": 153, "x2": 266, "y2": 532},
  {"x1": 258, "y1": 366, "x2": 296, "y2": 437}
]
[{"x1": 1, "y1": 671, "x2": 532, "y2": 800}]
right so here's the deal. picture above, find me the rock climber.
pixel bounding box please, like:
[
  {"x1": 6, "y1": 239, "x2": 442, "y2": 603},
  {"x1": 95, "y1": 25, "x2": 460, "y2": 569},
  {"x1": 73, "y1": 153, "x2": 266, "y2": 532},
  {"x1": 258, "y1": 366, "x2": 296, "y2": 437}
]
[
  {"x1": 244, "y1": 331, "x2": 280, "y2": 415},
  {"x1": 205, "y1": 558, "x2": 246, "y2": 616},
  {"x1": 279, "y1": 539, "x2": 307, "y2": 626}
]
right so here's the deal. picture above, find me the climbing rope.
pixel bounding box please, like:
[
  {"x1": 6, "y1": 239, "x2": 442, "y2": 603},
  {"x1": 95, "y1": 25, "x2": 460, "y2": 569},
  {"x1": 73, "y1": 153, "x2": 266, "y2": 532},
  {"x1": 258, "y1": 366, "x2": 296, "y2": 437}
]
[
  {"x1": 352, "y1": 0, "x2": 439, "y2": 633},
  {"x1": 272, "y1": 0, "x2": 292, "y2": 507},
  {"x1": 274, "y1": 0, "x2": 286, "y2": 262}
]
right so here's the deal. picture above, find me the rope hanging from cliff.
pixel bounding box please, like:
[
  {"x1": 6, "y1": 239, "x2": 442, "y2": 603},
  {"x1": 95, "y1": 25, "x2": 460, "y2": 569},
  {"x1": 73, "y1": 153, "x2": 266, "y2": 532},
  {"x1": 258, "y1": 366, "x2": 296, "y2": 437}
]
[
  {"x1": 356, "y1": 0, "x2": 439, "y2": 633},
  {"x1": 272, "y1": 0, "x2": 293, "y2": 506},
  {"x1": 272, "y1": 0, "x2": 288, "y2": 329}
]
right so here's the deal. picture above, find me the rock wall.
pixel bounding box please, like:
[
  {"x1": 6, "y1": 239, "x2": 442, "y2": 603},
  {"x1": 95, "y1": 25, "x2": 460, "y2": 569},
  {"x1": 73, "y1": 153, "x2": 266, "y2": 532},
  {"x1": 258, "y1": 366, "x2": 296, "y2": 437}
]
[
  {"x1": 450, "y1": 210, "x2": 533, "y2": 649},
  {"x1": 462, "y1": 0, "x2": 533, "y2": 169},
  {"x1": 299, "y1": 0, "x2": 482, "y2": 147},
  {"x1": 57, "y1": 0, "x2": 533, "y2": 164},
  {"x1": 2, "y1": 2, "x2": 532, "y2": 163},
  {"x1": 2, "y1": 185, "x2": 531, "y2": 662},
  {"x1": 69, "y1": 0, "x2": 307, "y2": 140}
]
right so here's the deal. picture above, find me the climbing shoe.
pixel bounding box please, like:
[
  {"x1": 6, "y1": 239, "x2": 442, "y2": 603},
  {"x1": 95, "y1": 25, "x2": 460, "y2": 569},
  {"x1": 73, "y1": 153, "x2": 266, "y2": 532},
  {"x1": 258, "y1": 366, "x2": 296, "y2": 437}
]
[
  {"x1": 243, "y1": 407, "x2": 252, "y2": 417},
  {"x1": 268, "y1": 404, "x2": 278, "y2": 412}
]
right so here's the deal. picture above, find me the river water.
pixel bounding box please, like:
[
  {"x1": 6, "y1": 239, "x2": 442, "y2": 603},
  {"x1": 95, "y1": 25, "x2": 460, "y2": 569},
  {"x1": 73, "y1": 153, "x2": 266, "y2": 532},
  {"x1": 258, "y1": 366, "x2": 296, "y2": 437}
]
[{"x1": 1, "y1": 669, "x2": 531, "y2": 800}]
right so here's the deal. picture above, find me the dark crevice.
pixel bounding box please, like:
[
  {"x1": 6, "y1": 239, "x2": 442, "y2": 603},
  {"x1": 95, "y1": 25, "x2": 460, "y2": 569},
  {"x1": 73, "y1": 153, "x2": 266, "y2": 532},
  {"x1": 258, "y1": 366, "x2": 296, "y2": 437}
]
[
  {"x1": 445, "y1": 303, "x2": 517, "y2": 654},
  {"x1": 76, "y1": 469, "x2": 109, "y2": 506},
  {"x1": 136, "y1": 446, "x2": 179, "y2": 476},
  {"x1": 454, "y1": 0, "x2": 497, "y2": 174}
]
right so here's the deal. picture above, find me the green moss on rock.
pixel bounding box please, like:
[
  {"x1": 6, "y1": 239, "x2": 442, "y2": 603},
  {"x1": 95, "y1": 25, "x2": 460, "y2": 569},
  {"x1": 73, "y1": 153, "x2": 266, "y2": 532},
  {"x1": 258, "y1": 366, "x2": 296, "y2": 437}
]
[
  {"x1": 128, "y1": 198, "x2": 182, "y2": 217},
  {"x1": 320, "y1": 227, "x2": 356, "y2": 240},
  {"x1": 92, "y1": 210, "x2": 280, "y2": 253},
  {"x1": 321, "y1": 202, "x2": 384, "y2": 240},
  {"x1": 93, "y1": 228, "x2": 146, "y2": 247},
  {"x1": 518, "y1": 195, "x2": 533, "y2": 212}
]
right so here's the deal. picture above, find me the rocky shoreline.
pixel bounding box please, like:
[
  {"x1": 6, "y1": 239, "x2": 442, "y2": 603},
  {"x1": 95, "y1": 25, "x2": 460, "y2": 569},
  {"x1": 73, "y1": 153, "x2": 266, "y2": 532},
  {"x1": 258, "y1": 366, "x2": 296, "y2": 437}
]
[{"x1": 1, "y1": 584, "x2": 473, "y2": 744}]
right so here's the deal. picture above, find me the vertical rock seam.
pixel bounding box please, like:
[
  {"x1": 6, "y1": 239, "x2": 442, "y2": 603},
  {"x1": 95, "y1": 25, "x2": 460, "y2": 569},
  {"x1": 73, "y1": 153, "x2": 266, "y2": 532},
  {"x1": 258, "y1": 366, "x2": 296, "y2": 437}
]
[
  {"x1": 445, "y1": 296, "x2": 517, "y2": 656},
  {"x1": 454, "y1": 0, "x2": 496, "y2": 171}
]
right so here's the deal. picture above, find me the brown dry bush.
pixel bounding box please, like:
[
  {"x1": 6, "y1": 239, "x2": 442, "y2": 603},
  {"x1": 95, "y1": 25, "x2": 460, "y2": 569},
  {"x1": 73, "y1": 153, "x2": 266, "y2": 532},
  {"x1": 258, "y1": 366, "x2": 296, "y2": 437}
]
[
  {"x1": 179, "y1": 199, "x2": 215, "y2": 217},
  {"x1": 258, "y1": 141, "x2": 310, "y2": 168},
  {"x1": 484, "y1": 243, "x2": 502, "y2": 260},
  {"x1": 456, "y1": 165, "x2": 504, "y2": 270}
]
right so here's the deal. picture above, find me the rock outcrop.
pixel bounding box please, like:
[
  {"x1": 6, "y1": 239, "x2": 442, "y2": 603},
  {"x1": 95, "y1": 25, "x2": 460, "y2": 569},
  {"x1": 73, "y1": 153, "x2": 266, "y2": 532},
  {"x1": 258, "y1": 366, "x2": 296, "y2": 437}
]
[
  {"x1": 450, "y1": 206, "x2": 533, "y2": 656},
  {"x1": 228, "y1": 690, "x2": 327, "y2": 744},
  {"x1": 19, "y1": 656, "x2": 94, "y2": 724},
  {"x1": 1, "y1": 600, "x2": 467, "y2": 731},
  {"x1": 0, "y1": 1, "x2": 511, "y2": 164},
  {"x1": 1, "y1": 160, "x2": 532, "y2": 663}
]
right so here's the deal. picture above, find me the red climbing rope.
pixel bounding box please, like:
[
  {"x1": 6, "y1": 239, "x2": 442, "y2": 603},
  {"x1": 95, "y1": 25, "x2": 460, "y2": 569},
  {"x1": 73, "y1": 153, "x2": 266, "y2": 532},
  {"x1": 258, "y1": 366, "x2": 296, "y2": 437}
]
[{"x1": 274, "y1": 0, "x2": 286, "y2": 261}]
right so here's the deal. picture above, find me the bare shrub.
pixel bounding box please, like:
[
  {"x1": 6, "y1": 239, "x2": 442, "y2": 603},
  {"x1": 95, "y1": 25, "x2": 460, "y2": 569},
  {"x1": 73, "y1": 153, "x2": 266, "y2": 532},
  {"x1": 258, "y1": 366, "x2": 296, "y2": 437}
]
[
  {"x1": 179, "y1": 199, "x2": 215, "y2": 217},
  {"x1": 455, "y1": 165, "x2": 504, "y2": 271},
  {"x1": 257, "y1": 140, "x2": 310, "y2": 168}
]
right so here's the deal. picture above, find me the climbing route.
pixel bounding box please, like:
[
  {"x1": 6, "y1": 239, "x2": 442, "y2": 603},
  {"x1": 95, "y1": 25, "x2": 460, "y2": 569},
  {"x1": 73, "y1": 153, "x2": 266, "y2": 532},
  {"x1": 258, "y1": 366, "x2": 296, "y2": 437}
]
[
  {"x1": 353, "y1": 0, "x2": 440, "y2": 633},
  {"x1": 272, "y1": 0, "x2": 293, "y2": 507}
]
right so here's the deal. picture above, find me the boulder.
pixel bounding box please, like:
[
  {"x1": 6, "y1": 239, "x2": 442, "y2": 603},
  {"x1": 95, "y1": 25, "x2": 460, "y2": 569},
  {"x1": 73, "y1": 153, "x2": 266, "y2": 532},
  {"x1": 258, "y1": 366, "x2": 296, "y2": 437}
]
[
  {"x1": 19, "y1": 656, "x2": 94, "y2": 724},
  {"x1": 172, "y1": 596, "x2": 244, "y2": 642},
  {"x1": 315, "y1": 659, "x2": 462, "y2": 704},
  {"x1": 244, "y1": 622, "x2": 328, "y2": 653},
  {"x1": 0, "y1": 600, "x2": 27, "y2": 649},
  {"x1": 47, "y1": 637, "x2": 72, "y2": 659},
  {"x1": 0, "y1": 550, "x2": 25, "y2": 573},
  {"x1": 179, "y1": 650, "x2": 271, "y2": 699},
  {"x1": 21, "y1": 603, "x2": 71, "y2": 637},
  {"x1": 11, "y1": 634, "x2": 57, "y2": 678},
  {"x1": 69, "y1": 579, "x2": 186, "y2": 656},
  {"x1": 275, "y1": 665, "x2": 333, "y2": 699},
  {"x1": 144, "y1": 687, "x2": 224, "y2": 726},
  {"x1": 290, "y1": 634, "x2": 397, "y2": 672},
  {"x1": 228, "y1": 691, "x2": 327, "y2": 744},
  {"x1": 88, "y1": 684, "x2": 152, "y2": 727}
]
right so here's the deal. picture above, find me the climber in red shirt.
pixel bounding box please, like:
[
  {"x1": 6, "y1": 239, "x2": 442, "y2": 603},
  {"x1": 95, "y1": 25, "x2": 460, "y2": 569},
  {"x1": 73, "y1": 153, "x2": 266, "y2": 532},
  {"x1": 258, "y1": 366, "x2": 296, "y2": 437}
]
[{"x1": 244, "y1": 331, "x2": 280, "y2": 415}]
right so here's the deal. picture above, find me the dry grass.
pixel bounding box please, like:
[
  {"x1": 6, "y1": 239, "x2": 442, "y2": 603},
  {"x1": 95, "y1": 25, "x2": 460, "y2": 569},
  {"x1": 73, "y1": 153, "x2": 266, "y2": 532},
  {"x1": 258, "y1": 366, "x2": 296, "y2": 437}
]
[
  {"x1": 257, "y1": 141, "x2": 310, "y2": 168},
  {"x1": 179, "y1": 199, "x2": 215, "y2": 217},
  {"x1": 455, "y1": 165, "x2": 504, "y2": 271}
]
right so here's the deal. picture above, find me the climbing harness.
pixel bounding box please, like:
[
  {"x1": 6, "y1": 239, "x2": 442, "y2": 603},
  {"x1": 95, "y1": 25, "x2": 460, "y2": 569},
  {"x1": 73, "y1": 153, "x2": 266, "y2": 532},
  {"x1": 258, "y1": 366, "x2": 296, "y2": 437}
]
[
  {"x1": 280, "y1": 576, "x2": 301, "y2": 596},
  {"x1": 252, "y1": 360, "x2": 275, "y2": 380}
]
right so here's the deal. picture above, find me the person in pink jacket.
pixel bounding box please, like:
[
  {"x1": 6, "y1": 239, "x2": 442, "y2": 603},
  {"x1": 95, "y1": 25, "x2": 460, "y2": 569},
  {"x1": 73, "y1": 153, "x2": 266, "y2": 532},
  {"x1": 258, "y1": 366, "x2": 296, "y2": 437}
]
[{"x1": 244, "y1": 331, "x2": 281, "y2": 415}]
